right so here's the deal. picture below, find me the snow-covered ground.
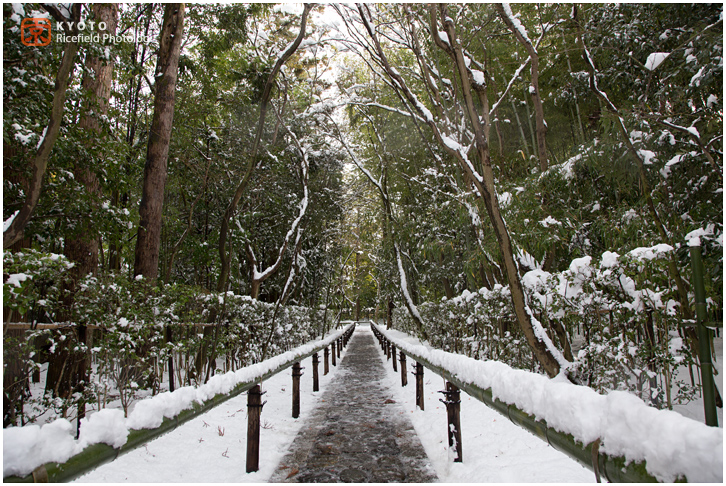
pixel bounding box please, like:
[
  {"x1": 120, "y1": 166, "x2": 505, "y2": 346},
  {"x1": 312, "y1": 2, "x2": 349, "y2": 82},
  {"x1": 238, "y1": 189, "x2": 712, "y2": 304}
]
[
  {"x1": 373, "y1": 323, "x2": 722, "y2": 483},
  {"x1": 371, "y1": 324, "x2": 595, "y2": 483},
  {"x1": 73, "y1": 345, "x2": 349, "y2": 482},
  {"x1": 6, "y1": 324, "x2": 722, "y2": 483},
  {"x1": 78, "y1": 325, "x2": 595, "y2": 483}
]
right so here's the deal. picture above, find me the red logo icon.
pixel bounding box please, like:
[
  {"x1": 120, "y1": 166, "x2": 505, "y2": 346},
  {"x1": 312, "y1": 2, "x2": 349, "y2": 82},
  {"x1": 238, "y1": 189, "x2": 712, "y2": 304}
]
[{"x1": 21, "y1": 18, "x2": 52, "y2": 47}]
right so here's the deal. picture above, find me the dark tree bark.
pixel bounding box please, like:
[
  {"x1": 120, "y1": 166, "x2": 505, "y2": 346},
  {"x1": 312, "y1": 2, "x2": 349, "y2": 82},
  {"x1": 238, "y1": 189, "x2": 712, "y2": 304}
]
[
  {"x1": 65, "y1": 3, "x2": 118, "y2": 282},
  {"x1": 109, "y1": 4, "x2": 154, "y2": 271},
  {"x1": 134, "y1": 3, "x2": 185, "y2": 280},
  {"x1": 46, "y1": 4, "x2": 119, "y2": 418}
]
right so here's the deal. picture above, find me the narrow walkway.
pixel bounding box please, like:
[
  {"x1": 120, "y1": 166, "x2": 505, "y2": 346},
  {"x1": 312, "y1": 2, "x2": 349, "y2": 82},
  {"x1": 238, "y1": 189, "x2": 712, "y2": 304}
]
[{"x1": 269, "y1": 325, "x2": 437, "y2": 483}]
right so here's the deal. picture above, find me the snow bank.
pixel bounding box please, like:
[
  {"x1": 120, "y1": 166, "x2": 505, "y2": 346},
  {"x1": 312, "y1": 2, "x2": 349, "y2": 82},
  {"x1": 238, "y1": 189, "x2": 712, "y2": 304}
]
[
  {"x1": 3, "y1": 325, "x2": 351, "y2": 479},
  {"x1": 374, "y1": 324, "x2": 723, "y2": 483},
  {"x1": 3, "y1": 420, "x2": 79, "y2": 478}
]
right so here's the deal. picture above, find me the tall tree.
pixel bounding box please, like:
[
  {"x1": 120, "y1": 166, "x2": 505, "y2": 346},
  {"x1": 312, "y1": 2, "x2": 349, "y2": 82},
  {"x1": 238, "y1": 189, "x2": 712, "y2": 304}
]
[
  {"x1": 495, "y1": 3, "x2": 549, "y2": 171},
  {"x1": 43, "y1": 2, "x2": 119, "y2": 419},
  {"x1": 65, "y1": 3, "x2": 119, "y2": 282},
  {"x1": 347, "y1": 3, "x2": 568, "y2": 376},
  {"x1": 216, "y1": 3, "x2": 312, "y2": 292},
  {"x1": 3, "y1": 4, "x2": 81, "y2": 248},
  {"x1": 134, "y1": 3, "x2": 185, "y2": 280}
]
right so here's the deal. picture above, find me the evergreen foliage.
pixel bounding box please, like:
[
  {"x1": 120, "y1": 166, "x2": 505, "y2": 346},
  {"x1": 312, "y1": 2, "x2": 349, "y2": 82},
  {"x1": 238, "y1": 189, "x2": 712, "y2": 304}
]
[{"x1": 3, "y1": 3, "x2": 722, "y2": 424}]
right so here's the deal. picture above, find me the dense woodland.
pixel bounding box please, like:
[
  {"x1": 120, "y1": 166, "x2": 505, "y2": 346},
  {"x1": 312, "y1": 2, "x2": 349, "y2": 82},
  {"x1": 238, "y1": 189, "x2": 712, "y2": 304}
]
[{"x1": 3, "y1": 3, "x2": 722, "y2": 428}]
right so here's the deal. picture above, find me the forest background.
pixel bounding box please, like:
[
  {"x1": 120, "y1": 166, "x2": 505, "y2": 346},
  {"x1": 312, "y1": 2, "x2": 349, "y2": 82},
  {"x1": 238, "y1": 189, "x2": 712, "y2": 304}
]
[{"x1": 3, "y1": 3, "x2": 722, "y2": 429}]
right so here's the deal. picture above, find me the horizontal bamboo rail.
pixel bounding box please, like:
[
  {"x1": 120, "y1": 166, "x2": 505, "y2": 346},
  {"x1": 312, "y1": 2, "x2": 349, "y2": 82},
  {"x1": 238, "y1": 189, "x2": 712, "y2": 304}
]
[
  {"x1": 4, "y1": 324, "x2": 355, "y2": 483},
  {"x1": 371, "y1": 323, "x2": 662, "y2": 483}
]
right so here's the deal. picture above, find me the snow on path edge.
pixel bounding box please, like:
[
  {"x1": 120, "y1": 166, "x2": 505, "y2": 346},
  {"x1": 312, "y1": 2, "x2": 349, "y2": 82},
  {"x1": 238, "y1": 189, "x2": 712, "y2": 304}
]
[
  {"x1": 3, "y1": 325, "x2": 352, "y2": 479},
  {"x1": 374, "y1": 324, "x2": 722, "y2": 483}
]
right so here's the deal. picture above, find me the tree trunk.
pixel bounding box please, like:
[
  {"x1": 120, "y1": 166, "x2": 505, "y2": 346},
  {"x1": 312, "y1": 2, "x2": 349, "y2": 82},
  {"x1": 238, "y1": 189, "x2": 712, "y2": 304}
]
[
  {"x1": 441, "y1": 255, "x2": 455, "y2": 298},
  {"x1": 109, "y1": 5, "x2": 153, "y2": 272},
  {"x1": 3, "y1": 5, "x2": 81, "y2": 249},
  {"x1": 47, "y1": 5, "x2": 118, "y2": 413},
  {"x1": 494, "y1": 2, "x2": 551, "y2": 173},
  {"x1": 357, "y1": 4, "x2": 566, "y2": 376},
  {"x1": 510, "y1": 99, "x2": 531, "y2": 159},
  {"x1": 65, "y1": 3, "x2": 118, "y2": 282},
  {"x1": 134, "y1": 3, "x2": 185, "y2": 281},
  {"x1": 3, "y1": 330, "x2": 29, "y2": 427},
  {"x1": 439, "y1": 6, "x2": 562, "y2": 376}
]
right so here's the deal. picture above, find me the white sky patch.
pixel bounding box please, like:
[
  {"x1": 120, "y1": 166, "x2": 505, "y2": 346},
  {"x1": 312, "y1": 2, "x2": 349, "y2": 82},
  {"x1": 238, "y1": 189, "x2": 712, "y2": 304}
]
[{"x1": 273, "y1": 3, "x2": 304, "y2": 16}]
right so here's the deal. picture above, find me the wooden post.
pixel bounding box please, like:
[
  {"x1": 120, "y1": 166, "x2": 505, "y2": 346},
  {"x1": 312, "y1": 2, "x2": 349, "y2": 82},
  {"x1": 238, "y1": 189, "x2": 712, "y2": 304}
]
[
  {"x1": 440, "y1": 382, "x2": 462, "y2": 462},
  {"x1": 392, "y1": 344, "x2": 397, "y2": 372},
  {"x1": 331, "y1": 343, "x2": 336, "y2": 366},
  {"x1": 400, "y1": 352, "x2": 407, "y2": 387},
  {"x1": 415, "y1": 362, "x2": 424, "y2": 410},
  {"x1": 324, "y1": 346, "x2": 330, "y2": 375},
  {"x1": 246, "y1": 385, "x2": 265, "y2": 473},
  {"x1": 337, "y1": 338, "x2": 341, "y2": 358},
  {"x1": 312, "y1": 353, "x2": 319, "y2": 392},
  {"x1": 166, "y1": 325, "x2": 175, "y2": 392},
  {"x1": 386, "y1": 340, "x2": 391, "y2": 360},
  {"x1": 292, "y1": 362, "x2": 302, "y2": 418}
]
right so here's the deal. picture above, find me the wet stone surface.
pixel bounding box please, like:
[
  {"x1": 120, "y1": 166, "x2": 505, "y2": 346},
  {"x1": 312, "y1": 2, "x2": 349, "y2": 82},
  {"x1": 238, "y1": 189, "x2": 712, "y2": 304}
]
[{"x1": 269, "y1": 327, "x2": 437, "y2": 483}]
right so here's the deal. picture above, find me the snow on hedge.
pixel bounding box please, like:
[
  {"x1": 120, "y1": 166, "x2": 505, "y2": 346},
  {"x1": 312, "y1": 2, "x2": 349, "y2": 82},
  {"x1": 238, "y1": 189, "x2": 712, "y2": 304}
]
[
  {"x1": 374, "y1": 324, "x2": 722, "y2": 483},
  {"x1": 3, "y1": 325, "x2": 351, "y2": 479}
]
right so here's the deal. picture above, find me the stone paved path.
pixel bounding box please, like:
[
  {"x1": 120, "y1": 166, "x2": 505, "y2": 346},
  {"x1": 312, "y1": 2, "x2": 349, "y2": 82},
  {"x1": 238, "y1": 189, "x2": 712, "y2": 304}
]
[{"x1": 269, "y1": 325, "x2": 438, "y2": 483}]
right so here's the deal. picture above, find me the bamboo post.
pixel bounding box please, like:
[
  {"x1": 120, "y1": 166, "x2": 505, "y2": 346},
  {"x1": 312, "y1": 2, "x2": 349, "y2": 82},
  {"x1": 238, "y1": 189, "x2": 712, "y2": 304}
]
[
  {"x1": 331, "y1": 343, "x2": 336, "y2": 367},
  {"x1": 415, "y1": 362, "x2": 424, "y2": 410},
  {"x1": 690, "y1": 244, "x2": 719, "y2": 426},
  {"x1": 246, "y1": 385, "x2": 265, "y2": 473},
  {"x1": 166, "y1": 325, "x2": 175, "y2": 392},
  {"x1": 392, "y1": 344, "x2": 397, "y2": 372},
  {"x1": 439, "y1": 382, "x2": 462, "y2": 462},
  {"x1": 400, "y1": 352, "x2": 407, "y2": 387},
  {"x1": 312, "y1": 352, "x2": 319, "y2": 392},
  {"x1": 324, "y1": 346, "x2": 329, "y2": 375},
  {"x1": 292, "y1": 362, "x2": 302, "y2": 418}
]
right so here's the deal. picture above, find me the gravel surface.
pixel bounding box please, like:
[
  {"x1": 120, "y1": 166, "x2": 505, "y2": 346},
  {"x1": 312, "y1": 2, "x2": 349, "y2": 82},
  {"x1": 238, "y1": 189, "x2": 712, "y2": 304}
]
[{"x1": 270, "y1": 328, "x2": 437, "y2": 483}]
